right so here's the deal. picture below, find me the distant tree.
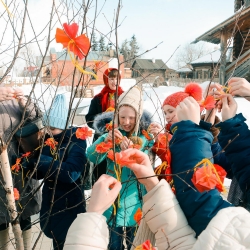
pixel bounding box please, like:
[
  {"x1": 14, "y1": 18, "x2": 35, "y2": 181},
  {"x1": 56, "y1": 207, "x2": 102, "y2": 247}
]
[
  {"x1": 120, "y1": 35, "x2": 140, "y2": 68},
  {"x1": 99, "y1": 35, "x2": 106, "y2": 51},
  {"x1": 91, "y1": 32, "x2": 98, "y2": 51},
  {"x1": 173, "y1": 42, "x2": 213, "y2": 69}
]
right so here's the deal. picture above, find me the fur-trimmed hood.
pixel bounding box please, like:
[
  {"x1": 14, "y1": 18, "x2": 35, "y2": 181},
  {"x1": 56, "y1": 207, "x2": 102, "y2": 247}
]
[{"x1": 93, "y1": 110, "x2": 153, "y2": 135}]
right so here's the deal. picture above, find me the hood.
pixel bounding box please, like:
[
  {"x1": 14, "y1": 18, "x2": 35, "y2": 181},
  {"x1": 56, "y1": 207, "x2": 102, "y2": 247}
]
[{"x1": 93, "y1": 110, "x2": 153, "y2": 135}]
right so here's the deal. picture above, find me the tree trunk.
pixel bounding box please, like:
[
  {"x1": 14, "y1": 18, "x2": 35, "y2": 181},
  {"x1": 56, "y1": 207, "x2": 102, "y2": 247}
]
[{"x1": 0, "y1": 144, "x2": 24, "y2": 250}]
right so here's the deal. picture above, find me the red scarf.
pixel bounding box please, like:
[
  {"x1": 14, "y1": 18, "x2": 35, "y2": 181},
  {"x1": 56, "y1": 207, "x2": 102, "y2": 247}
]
[{"x1": 95, "y1": 86, "x2": 124, "y2": 112}]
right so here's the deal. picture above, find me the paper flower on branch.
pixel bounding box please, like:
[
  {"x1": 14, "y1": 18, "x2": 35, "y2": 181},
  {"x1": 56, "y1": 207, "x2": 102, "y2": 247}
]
[
  {"x1": 142, "y1": 130, "x2": 153, "y2": 140},
  {"x1": 107, "y1": 150, "x2": 137, "y2": 167},
  {"x1": 13, "y1": 188, "x2": 20, "y2": 200},
  {"x1": 76, "y1": 127, "x2": 93, "y2": 140},
  {"x1": 11, "y1": 158, "x2": 22, "y2": 173},
  {"x1": 95, "y1": 141, "x2": 113, "y2": 153},
  {"x1": 199, "y1": 96, "x2": 216, "y2": 110},
  {"x1": 22, "y1": 152, "x2": 31, "y2": 158},
  {"x1": 135, "y1": 240, "x2": 156, "y2": 250},
  {"x1": 105, "y1": 122, "x2": 117, "y2": 131},
  {"x1": 191, "y1": 159, "x2": 226, "y2": 193},
  {"x1": 44, "y1": 138, "x2": 58, "y2": 149},
  {"x1": 55, "y1": 23, "x2": 97, "y2": 79},
  {"x1": 134, "y1": 207, "x2": 142, "y2": 225}
]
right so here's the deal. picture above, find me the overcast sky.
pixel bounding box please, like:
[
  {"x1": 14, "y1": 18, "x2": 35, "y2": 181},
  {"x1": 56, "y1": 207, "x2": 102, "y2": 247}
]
[{"x1": 1, "y1": 0, "x2": 234, "y2": 71}]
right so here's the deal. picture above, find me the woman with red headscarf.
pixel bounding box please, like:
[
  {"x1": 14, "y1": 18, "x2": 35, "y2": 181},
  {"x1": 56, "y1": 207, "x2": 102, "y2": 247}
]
[{"x1": 86, "y1": 68, "x2": 124, "y2": 181}]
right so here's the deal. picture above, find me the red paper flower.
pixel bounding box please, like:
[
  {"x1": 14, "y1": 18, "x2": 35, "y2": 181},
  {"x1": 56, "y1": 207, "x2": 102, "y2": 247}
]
[
  {"x1": 55, "y1": 23, "x2": 90, "y2": 60},
  {"x1": 13, "y1": 188, "x2": 20, "y2": 200},
  {"x1": 76, "y1": 127, "x2": 93, "y2": 140},
  {"x1": 135, "y1": 239, "x2": 156, "y2": 250},
  {"x1": 22, "y1": 152, "x2": 31, "y2": 158},
  {"x1": 44, "y1": 138, "x2": 58, "y2": 150},
  {"x1": 96, "y1": 141, "x2": 113, "y2": 153},
  {"x1": 105, "y1": 122, "x2": 116, "y2": 131},
  {"x1": 11, "y1": 158, "x2": 21, "y2": 172},
  {"x1": 191, "y1": 160, "x2": 226, "y2": 193},
  {"x1": 134, "y1": 207, "x2": 142, "y2": 225},
  {"x1": 107, "y1": 150, "x2": 137, "y2": 166},
  {"x1": 142, "y1": 130, "x2": 153, "y2": 140},
  {"x1": 200, "y1": 96, "x2": 216, "y2": 110}
]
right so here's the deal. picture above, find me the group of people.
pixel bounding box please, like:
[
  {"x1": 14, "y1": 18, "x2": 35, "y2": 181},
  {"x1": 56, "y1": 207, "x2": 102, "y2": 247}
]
[
  {"x1": 1, "y1": 68, "x2": 250, "y2": 250},
  {"x1": 65, "y1": 74, "x2": 250, "y2": 249},
  {"x1": 0, "y1": 89, "x2": 87, "y2": 250}
]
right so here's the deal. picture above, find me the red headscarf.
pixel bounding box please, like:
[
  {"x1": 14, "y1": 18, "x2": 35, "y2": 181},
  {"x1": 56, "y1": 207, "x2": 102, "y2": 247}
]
[{"x1": 95, "y1": 68, "x2": 123, "y2": 112}]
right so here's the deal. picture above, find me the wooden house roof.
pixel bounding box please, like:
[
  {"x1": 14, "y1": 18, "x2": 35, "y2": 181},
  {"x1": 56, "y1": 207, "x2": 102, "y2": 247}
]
[
  {"x1": 132, "y1": 59, "x2": 168, "y2": 70},
  {"x1": 192, "y1": 6, "x2": 250, "y2": 44}
]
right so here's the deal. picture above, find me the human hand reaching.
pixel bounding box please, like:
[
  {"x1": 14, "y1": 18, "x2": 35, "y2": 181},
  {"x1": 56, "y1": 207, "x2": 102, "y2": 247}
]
[
  {"x1": 120, "y1": 136, "x2": 133, "y2": 151},
  {"x1": 228, "y1": 77, "x2": 250, "y2": 101},
  {"x1": 105, "y1": 128, "x2": 123, "y2": 143},
  {"x1": 0, "y1": 87, "x2": 17, "y2": 102},
  {"x1": 121, "y1": 148, "x2": 159, "y2": 191},
  {"x1": 220, "y1": 94, "x2": 237, "y2": 121},
  {"x1": 148, "y1": 122, "x2": 163, "y2": 140},
  {"x1": 88, "y1": 175, "x2": 121, "y2": 215},
  {"x1": 176, "y1": 97, "x2": 200, "y2": 125}
]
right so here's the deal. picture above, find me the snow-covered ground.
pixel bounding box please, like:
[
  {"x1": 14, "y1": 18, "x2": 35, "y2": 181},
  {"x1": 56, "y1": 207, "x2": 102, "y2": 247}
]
[{"x1": 20, "y1": 79, "x2": 250, "y2": 188}]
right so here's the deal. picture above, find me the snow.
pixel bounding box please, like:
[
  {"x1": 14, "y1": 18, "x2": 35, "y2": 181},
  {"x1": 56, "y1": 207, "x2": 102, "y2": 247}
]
[{"x1": 20, "y1": 79, "x2": 250, "y2": 188}]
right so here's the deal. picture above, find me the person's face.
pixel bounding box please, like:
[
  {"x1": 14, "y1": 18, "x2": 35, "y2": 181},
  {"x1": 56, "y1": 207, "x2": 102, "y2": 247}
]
[
  {"x1": 108, "y1": 77, "x2": 118, "y2": 90},
  {"x1": 162, "y1": 105, "x2": 178, "y2": 124},
  {"x1": 118, "y1": 106, "x2": 136, "y2": 132}
]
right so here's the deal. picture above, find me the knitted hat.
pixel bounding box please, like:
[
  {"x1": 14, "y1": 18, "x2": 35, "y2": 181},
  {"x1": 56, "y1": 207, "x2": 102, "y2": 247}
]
[
  {"x1": 43, "y1": 94, "x2": 68, "y2": 130},
  {"x1": 114, "y1": 86, "x2": 143, "y2": 135},
  {"x1": 103, "y1": 68, "x2": 121, "y2": 86},
  {"x1": 162, "y1": 82, "x2": 203, "y2": 108}
]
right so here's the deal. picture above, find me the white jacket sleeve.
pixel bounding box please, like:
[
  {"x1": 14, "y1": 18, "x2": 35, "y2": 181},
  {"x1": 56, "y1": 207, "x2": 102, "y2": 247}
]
[
  {"x1": 64, "y1": 212, "x2": 109, "y2": 250},
  {"x1": 193, "y1": 207, "x2": 250, "y2": 250},
  {"x1": 143, "y1": 179, "x2": 196, "y2": 250}
]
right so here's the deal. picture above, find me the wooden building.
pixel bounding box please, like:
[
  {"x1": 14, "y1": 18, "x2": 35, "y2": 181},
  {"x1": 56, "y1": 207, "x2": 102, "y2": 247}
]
[
  {"x1": 192, "y1": 1, "x2": 250, "y2": 84},
  {"x1": 36, "y1": 48, "x2": 124, "y2": 86},
  {"x1": 131, "y1": 59, "x2": 168, "y2": 84}
]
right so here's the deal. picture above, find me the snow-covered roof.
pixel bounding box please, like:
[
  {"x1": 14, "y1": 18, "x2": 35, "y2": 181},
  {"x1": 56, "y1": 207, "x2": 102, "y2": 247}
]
[
  {"x1": 176, "y1": 67, "x2": 192, "y2": 73},
  {"x1": 190, "y1": 48, "x2": 232, "y2": 65}
]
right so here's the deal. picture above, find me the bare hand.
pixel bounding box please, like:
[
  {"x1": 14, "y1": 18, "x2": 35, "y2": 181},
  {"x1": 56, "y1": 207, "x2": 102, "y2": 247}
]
[
  {"x1": 228, "y1": 77, "x2": 250, "y2": 101},
  {"x1": 120, "y1": 136, "x2": 133, "y2": 151},
  {"x1": 220, "y1": 94, "x2": 237, "y2": 121},
  {"x1": 148, "y1": 122, "x2": 163, "y2": 139},
  {"x1": 88, "y1": 175, "x2": 121, "y2": 215},
  {"x1": 121, "y1": 148, "x2": 159, "y2": 191},
  {"x1": 176, "y1": 97, "x2": 200, "y2": 125},
  {"x1": 0, "y1": 87, "x2": 21, "y2": 102},
  {"x1": 105, "y1": 128, "x2": 123, "y2": 142}
]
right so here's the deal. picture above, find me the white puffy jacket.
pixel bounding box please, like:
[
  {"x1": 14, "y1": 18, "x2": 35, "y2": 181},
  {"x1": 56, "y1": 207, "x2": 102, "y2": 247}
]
[{"x1": 64, "y1": 179, "x2": 250, "y2": 250}]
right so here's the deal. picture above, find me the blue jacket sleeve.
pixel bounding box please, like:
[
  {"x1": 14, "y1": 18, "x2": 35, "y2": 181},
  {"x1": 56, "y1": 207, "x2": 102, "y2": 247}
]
[
  {"x1": 216, "y1": 113, "x2": 250, "y2": 193},
  {"x1": 211, "y1": 142, "x2": 233, "y2": 179},
  {"x1": 33, "y1": 140, "x2": 87, "y2": 183},
  {"x1": 170, "y1": 120, "x2": 232, "y2": 237}
]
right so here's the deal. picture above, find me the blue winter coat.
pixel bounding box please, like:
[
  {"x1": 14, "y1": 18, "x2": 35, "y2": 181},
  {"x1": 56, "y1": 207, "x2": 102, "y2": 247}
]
[
  {"x1": 28, "y1": 127, "x2": 87, "y2": 241},
  {"x1": 87, "y1": 111, "x2": 154, "y2": 227},
  {"x1": 216, "y1": 113, "x2": 250, "y2": 205},
  {"x1": 169, "y1": 120, "x2": 232, "y2": 237}
]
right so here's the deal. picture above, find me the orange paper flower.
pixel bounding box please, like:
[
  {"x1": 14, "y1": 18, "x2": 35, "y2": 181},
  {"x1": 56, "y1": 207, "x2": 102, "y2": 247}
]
[
  {"x1": 11, "y1": 158, "x2": 21, "y2": 172},
  {"x1": 105, "y1": 122, "x2": 117, "y2": 131},
  {"x1": 55, "y1": 23, "x2": 90, "y2": 60},
  {"x1": 142, "y1": 130, "x2": 153, "y2": 140},
  {"x1": 191, "y1": 159, "x2": 226, "y2": 193},
  {"x1": 107, "y1": 150, "x2": 137, "y2": 166},
  {"x1": 96, "y1": 141, "x2": 113, "y2": 153},
  {"x1": 44, "y1": 138, "x2": 58, "y2": 150},
  {"x1": 200, "y1": 96, "x2": 216, "y2": 110},
  {"x1": 135, "y1": 240, "x2": 156, "y2": 250},
  {"x1": 76, "y1": 127, "x2": 93, "y2": 140},
  {"x1": 13, "y1": 188, "x2": 20, "y2": 200},
  {"x1": 134, "y1": 207, "x2": 142, "y2": 225},
  {"x1": 22, "y1": 152, "x2": 31, "y2": 158}
]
